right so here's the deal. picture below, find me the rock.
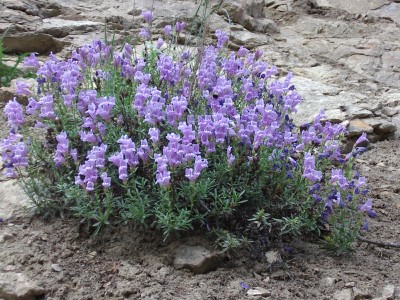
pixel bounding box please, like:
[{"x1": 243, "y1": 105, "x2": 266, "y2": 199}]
[
  {"x1": 51, "y1": 264, "x2": 62, "y2": 272},
  {"x1": 243, "y1": 16, "x2": 280, "y2": 34},
  {"x1": 376, "y1": 120, "x2": 397, "y2": 134},
  {"x1": 320, "y1": 277, "x2": 336, "y2": 288},
  {"x1": 265, "y1": 250, "x2": 281, "y2": 264},
  {"x1": 347, "y1": 119, "x2": 374, "y2": 137},
  {"x1": 229, "y1": 30, "x2": 270, "y2": 49},
  {"x1": 347, "y1": 108, "x2": 374, "y2": 119},
  {"x1": 246, "y1": 287, "x2": 271, "y2": 297},
  {"x1": 118, "y1": 262, "x2": 141, "y2": 280},
  {"x1": 382, "y1": 107, "x2": 398, "y2": 117},
  {"x1": 241, "y1": 0, "x2": 266, "y2": 19},
  {"x1": 39, "y1": 19, "x2": 102, "y2": 38},
  {"x1": 0, "y1": 232, "x2": 13, "y2": 243},
  {"x1": 334, "y1": 288, "x2": 352, "y2": 300},
  {"x1": 368, "y1": 3, "x2": 400, "y2": 26},
  {"x1": 173, "y1": 245, "x2": 224, "y2": 274},
  {"x1": 353, "y1": 287, "x2": 372, "y2": 300},
  {"x1": 219, "y1": 1, "x2": 245, "y2": 25},
  {"x1": 391, "y1": 115, "x2": 400, "y2": 138},
  {"x1": 325, "y1": 109, "x2": 346, "y2": 123},
  {"x1": 3, "y1": 33, "x2": 65, "y2": 55},
  {"x1": 345, "y1": 282, "x2": 355, "y2": 288},
  {"x1": 382, "y1": 284, "x2": 395, "y2": 300},
  {"x1": 0, "y1": 180, "x2": 31, "y2": 220},
  {"x1": 0, "y1": 272, "x2": 44, "y2": 300},
  {"x1": 0, "y1": 78, "x2": 37, "y2": 105},
  {"x1": 315, "y1": 0, "x2": 389, "y2": 15}
]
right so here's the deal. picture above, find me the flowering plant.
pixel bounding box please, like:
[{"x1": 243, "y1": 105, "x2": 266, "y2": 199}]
[{"x1": 0, "y1": 13, "x2": 375, "y2": 254}]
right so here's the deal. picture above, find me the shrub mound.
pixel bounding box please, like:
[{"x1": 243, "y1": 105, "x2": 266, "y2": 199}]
[{"x1": 1, "y1": 13, "x2": 376, "y2": 254}]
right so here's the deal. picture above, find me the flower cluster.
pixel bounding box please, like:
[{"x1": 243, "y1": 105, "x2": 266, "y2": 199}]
[{"x1": 0, "y1": 11, "x2": 375, "y2": 251}]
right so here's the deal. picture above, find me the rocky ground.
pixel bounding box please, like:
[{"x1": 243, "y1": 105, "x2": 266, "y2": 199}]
[{"x1": 1, "y1": 0, "x2": 400, "y2": 299}]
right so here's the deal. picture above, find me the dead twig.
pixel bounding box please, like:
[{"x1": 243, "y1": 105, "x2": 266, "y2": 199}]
[{"x1": 357, "y1": 236, "x2": 400, "y2": 249}]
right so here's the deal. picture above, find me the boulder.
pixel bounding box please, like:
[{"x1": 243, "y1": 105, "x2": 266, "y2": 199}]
[{"x1": 0, "y1": 272, "x2": 45, "y2": 300}]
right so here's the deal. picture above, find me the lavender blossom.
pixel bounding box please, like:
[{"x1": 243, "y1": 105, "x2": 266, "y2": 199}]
[{"x1": 4, "y1": 99, "x2": 24, "y2": 127}]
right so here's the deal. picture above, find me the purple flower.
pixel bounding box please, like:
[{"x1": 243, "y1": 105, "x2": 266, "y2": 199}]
[
  {"x1": 54, "y1": 131, "x2": 69, "y2": 167},
  {"x1": 79, "y1": 130, "x2": 98, "y2": 144},
  {"x1": 15, "y1": 81, "x2": 32, "y2": 96},
  {"x1": 355, "y1": 132, "x2": 368, "y2": 146},
  {"x1": 70, "y1": 149, "x2": 78, "y2": 162},
  {"x1": 303, "y1": 152, "x2": 322, "y2": 182},
  {"x1": 175, "y1": 21, "x2": 186, "y2": 33},
  {"x1": 237, "y1": 46, "x2": 249, "y2": 57},
  {"x1": 23, "y1": 53, "x2": 40, "y2": 69},
  {"x1": 227, "y1": 146, "x2": 235, "y2": 165},
  {"x1": 164, "y1": 25, "x2": 172, "y2": 36},
  {"x1": 149, "y1": 128, "x2": 160, "y2": 144},
  {"x1": 139, "y1": 28, "x2": 150, "y2": 40},
  {"x1": 330, "y1": 169, "x2": 348, "y2": 189},
  {"x1": 26, "y1": 97, "x2": 40, "y2": 115},
  {"x1": 142, "y1": 11, "x2": 153, "y2": 24},
  {"x1": 359, "y1": 199, "x2": 377, "y2": 218},
  {"x1": 240, "y1": 282, "x2": 249, "y2": 290},
  {"x1": 100, "y1": 172, "x2": 111, "y2": 188},
  {"x1": 39, "y1": 94, "x2": 56, "y2": 119},
  {"x1": 157, "y1": 38, "x2": 164, "y2": 49},
  {"x1": 4, "y1": 99, "x2": 24, "y2": 127},
  {"x1": 215, "y1": 30, "x2": 228, "y2": 48},
  {"x1": 109, "y1": 152, "x2": 129, "y2": 181}
]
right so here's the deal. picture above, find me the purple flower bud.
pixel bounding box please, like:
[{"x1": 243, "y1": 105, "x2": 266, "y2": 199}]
[
  {"x1": 141, "y1": 11, "x2": 153, "y2": 24},
  {"x1": 157, "y1": 38, "x2": 164, "y2": 49},
  {"x1": 175, "y1": 21, "x2": 186, "y2": 33},
  {"x1": 164, "y1": 25, "x2": 172, "y2": 36}
]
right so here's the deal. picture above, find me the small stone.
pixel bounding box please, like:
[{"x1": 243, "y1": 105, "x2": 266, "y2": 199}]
[
  {"x1": 320, "y1": 277, "x2": 336, "y2": 288},
  {"x1": 88, "y1": 251, "x2": 97, "y2": 258},
  {"x1": 173, "y1": 245, "x2": 224, "y2": 274},
  {"x1": 3, "y1": 265, "x2": 16, "y2": 272},
  {"x1": 0, "y1": 272, "x2": 44, "y2": 300},
  {"x1": 265, "y1": 250, "x2": 281, "y2": 264},
  {"x1": 0, "y1": 233, "x2": 13, "y2": 243},
  {"x1": 334, "y1": 288, "x2": 352, "y2": 300},
  {"x1": 382, "y1": 107, "x2": 398, "y2": 117},
  {"x1": 382, "y1": 284, "x2": 395, "y2": 300},
  {"x1": 345, "y1": 282, "x2": 355, "y2": 288},
  {"x1": 246, "y1": 287, "x2": 271, "y2": 297},
  {"x1": 353, "y1": 287, "x2": 372, "y2": 299},
  {"x1": 51, "y1": 264, "x2": 62, "y2": 272}
]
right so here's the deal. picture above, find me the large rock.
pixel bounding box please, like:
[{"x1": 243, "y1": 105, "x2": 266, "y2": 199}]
[
  {"x1": 315, "y1": 0, "x2": 389, "y2": 15},
  {"x1": 0, "y1": 272, "x2": 45, "y2": 300}
]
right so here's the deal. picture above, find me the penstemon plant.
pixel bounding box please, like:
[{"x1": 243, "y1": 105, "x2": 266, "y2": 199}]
[{"x1": 0, "y1": 11, "x2": 376, "y2": 254}]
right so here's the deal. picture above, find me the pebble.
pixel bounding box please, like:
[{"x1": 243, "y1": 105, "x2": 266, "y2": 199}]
[
  {"x1": 246, "y1": 287, "x2": 271, "y2": 297},
  {"x1": 345, "y1": 282, "x2": 355, "y2": 288},
  {"x1": 173, "y1": 245, "x2": 224, "y2": 274},
  {"x1": 334, "y1": 288, "x2": 352, "y2": 300},
  {"x1": 265, "y1": 250, "x2": 281, "y2": 264},
  {"x1": 381, "y1": 284, "x2": 395, "y2": 300},
  {"x1": 353, "y1": 287, "x2": 372, "y2": 300},
  {"x1": 320, "y1": 277, "x2": 336, "y2": 288},
  {"x1": 51, "y1": 264, "x2": 62, "y2": 272}
]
